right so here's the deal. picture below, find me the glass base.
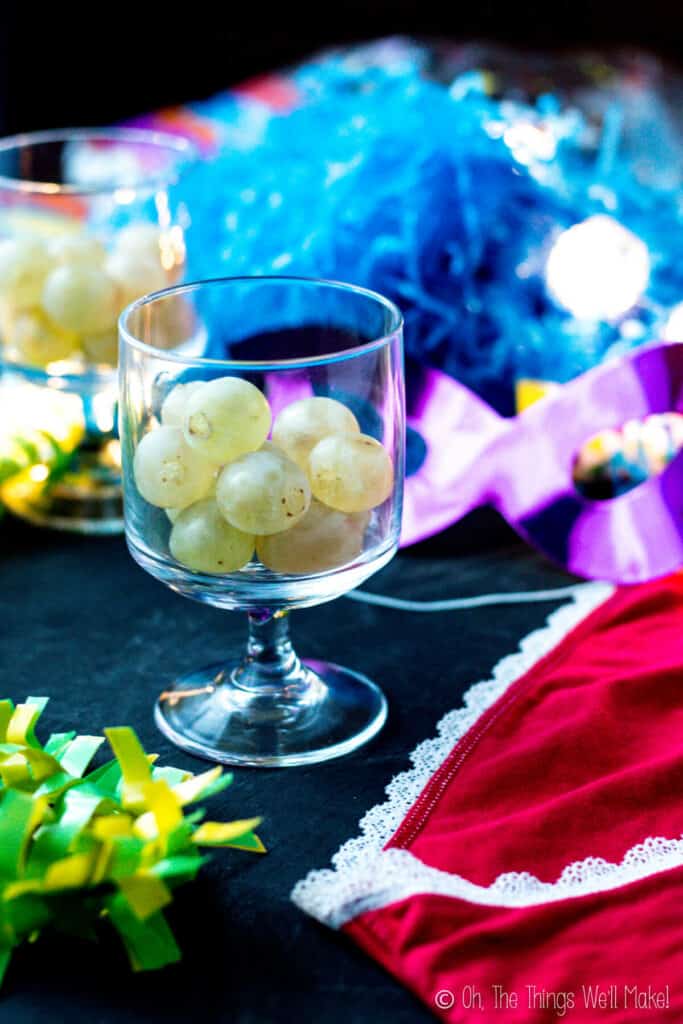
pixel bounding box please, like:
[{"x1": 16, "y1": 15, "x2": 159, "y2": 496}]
[
  {"x1": 1, "y1": 446, "x2": 123, "y2": 535},
  {"x1": 155, "y1": 658, "x2": 388, "y2": 767}
]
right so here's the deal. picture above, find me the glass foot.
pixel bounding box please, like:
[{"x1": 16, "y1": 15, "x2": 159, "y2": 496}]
[
  {"x1": 1, "y1": 444, "x2": 123, "y2": 535},
  {"x1": 155, "y1": 658, "x2": 388, "y2": 767}
]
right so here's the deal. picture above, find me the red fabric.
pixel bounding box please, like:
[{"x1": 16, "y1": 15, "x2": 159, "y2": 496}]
[
  {"x1": 347, "y1": 872, "x2": 683, "y2": 1022},
  {"x1": 342, "y1": 575, "x2": 683, "y2": 1021}
]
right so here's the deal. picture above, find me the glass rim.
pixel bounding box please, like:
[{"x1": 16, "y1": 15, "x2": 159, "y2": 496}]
[
  {"x1": 118, "y1": 276, "x2": 404, "y2": 371},
  {"x1": 0, "y1": 126, "x2": 198, "y2": 196}
]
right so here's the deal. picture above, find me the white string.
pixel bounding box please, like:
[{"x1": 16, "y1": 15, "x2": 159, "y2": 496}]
[{"x1": 346, "y1": 582, "x2": 592, "y2": 613}]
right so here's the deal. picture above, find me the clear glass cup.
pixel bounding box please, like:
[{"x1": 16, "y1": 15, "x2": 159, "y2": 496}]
[
  {"x1": 119, "y1": 277, "x2": 404, "y2": 766},
  {"x1": 0, "y1": 128, "x2": 196, "y2": 533}
]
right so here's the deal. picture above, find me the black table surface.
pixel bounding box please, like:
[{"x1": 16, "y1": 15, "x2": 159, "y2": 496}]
[{"x1": 0, "y1": 510, "x2": 579, "y2": 1024}]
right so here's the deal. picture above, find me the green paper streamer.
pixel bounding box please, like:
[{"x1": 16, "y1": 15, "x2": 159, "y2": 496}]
[
  {"x1": 0, "y1": 949, "x2": 11, "y2": 986},
  {"x1": 151, "y1": 766, "x2": 188, "y2": 787},
  {"x1": 150, "y1": 854, "x2": 205, "y2": 883},
  {"x1": 58, "y1": 736, "x2": 104, "y2": 778},
  {"x1": 43, "y1": 732, "x2": 77, "y2": 758},
  {"x1": 0, "y1": 790, "x2": 44, "y2": 877},
  {"x1": 0, "y1": 698, "x2": 265, "y2": 990},
  {"x1": 107, "y1": 895, "x2": 181, "y2": 972}
]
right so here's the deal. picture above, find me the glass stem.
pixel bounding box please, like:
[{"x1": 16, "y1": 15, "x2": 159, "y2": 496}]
[{"x1": 231, "y1": 610, "x2": 305, "y2": 694}]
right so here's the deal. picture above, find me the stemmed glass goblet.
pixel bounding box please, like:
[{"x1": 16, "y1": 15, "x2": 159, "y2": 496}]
[{"x1": 119, "y1": 276, "x2": 404, "y2": 766}]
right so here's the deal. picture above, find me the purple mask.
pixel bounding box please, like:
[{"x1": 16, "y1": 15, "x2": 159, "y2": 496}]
[{"x1": 404, "y1": 341, "x2": 683, "y2": 583}]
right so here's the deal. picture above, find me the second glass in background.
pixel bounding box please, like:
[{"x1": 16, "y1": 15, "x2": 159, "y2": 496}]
[{"x1": 0, "y1": 128, "x2": 196, "y2": 533}]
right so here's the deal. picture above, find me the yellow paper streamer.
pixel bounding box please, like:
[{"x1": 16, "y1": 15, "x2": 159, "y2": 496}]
[
  {"x1": 118, "y1": 874, "x2": 172, "y2": 920},
  {"x1": 192, "y1": 818, "x2": 264, "y2": 850}
]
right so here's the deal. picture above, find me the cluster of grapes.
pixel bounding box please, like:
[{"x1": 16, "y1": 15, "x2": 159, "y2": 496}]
[
  {"x1": 133, "y1": 379, "x2": 394, "y2": 576},
  {"x1": 0, "y1": 223, "x2": 180, "y2": 369}
]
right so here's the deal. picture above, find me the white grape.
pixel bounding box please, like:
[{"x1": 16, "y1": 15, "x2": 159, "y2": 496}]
[
  {"x1": 81, "y1": 328, "x2": 118, "y2": 365},
  {"x1": 133, "y1": 425, "x2": 215, "y2": 508},
  {"x1": 183, "y1": 376, "x2": 271, "y2": 463},
  {"x1": 169, "y1": 497, "x2": 254, "y2": 574},
  {"x1": 272, "y1": 396, "x2": 360, "y2": 469},
  {"x1": 0, "y1": 238, "x2": 53, "y2": 309},
  {"x1": 216, "y1": 447, "x2": 311, "y2": 535},
  {"x1": 160, "y1": 380, "x2": 206, "y2": 427},
  {"x1": 0, "y1": 300, "x2": 14, "y2": 339},
  {"x1": 257, "y1": 499, "x2": 368, "y2": 574},
  {"x1": 113, "y1": 223, "x2": 162, "y2": 262},
  {"x1": 48, "y1": 234, "x2": 106, "y2": 268},
  {"x1": 308, "y1": 432, "x2": 394, "y2": 513},
  {"x1": 105, "y1": 249, "x2": 167, "y2": 308},
  {"x1": 166, "y1": 473, "x2": 217, "y2": 522},
  {"x1": 7, "y1": 308, "x2": 78, "y2": 367},
  {"x1": 42, "y1": 264, "x2": 119, "y2": 333}
]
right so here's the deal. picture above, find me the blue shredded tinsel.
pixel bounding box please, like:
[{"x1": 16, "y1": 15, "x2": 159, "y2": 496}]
[{"x1": 174, "y1": 44, "x2": 683, "y2": 413}]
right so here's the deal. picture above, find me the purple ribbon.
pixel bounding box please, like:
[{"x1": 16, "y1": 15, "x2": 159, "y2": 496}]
[{"x1": 404, "y1": 341, "x2": 683, "y2": 582}]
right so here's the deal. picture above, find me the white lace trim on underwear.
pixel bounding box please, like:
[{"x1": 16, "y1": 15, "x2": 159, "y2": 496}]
[{"x1": 292, "y1": 838, "x2": 683, "y2": 929}]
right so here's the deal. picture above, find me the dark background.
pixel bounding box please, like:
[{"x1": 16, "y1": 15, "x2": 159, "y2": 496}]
[
  {"x1": 0, "y1": 4, "x2": 678, "y2": 1020},
  {"x1": 1, "y1": 1, "x2": 683, "y2": 134}
]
